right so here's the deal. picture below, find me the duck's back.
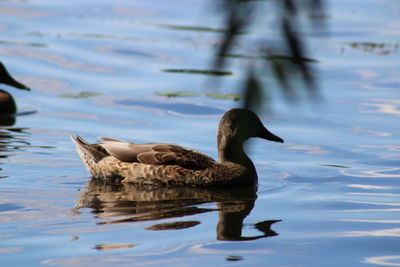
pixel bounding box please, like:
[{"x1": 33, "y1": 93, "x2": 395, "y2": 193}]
[{"x1": 71, "y1": 135, "x2": 222, "y2": 185}]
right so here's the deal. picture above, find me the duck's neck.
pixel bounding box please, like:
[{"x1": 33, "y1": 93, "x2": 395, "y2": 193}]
[{"x1": 218, "y1": 135, "x2": 256, "y2": 172}]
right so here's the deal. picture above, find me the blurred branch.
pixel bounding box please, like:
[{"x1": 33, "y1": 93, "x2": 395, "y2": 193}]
[
  {"x1": 214, "y1": 0, "x2": 255, "y2": 70},
  {"x1": 212, "y1": 0, "x2": 326, "y2": 112},
  {"x1": 282, "y1": 17, "x2": 315, "y2": 91},
  {"x1": 242, "y1": 68, "x2": 264, "y2": 112}
]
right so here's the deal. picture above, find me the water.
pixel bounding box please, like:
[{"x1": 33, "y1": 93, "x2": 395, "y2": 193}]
[{"x1": 1, "y1": 0, "x2": 400, "y2": 266}]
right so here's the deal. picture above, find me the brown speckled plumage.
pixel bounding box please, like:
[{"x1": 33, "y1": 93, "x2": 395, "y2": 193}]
[{"x1": 71, "y1": 108, "x2": 284, "y2": 187}]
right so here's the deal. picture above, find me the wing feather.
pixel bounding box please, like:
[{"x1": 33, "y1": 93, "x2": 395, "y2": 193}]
[
  {"x1": 137, "y1": 144, "x2": 215, "y2": 170},
  {"x1": 98, "y1": 137, "x2": 215, "y2": 170}
]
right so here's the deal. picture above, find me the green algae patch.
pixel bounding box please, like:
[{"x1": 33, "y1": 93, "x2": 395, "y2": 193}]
[
  {"x1": 206, "y1": 93, "x2": 242, "y2": 101},
  {"x1": 154, "y1": 90, "x2": 200, "y2": 97}
]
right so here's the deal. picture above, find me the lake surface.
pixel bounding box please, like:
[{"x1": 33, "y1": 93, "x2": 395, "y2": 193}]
[{"x1": 1, "y1": 0, "x2": 400, "y2": 266}]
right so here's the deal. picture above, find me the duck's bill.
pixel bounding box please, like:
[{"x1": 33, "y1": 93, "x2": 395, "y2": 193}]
[
  {"x1": 0, "y1": 63, "x2": 30, "y2": 90},
  {"x1": 6, "y1": 78, "x2": 30, "y2": 91},
  {"x1": 258, "y1": 127, "x2": 284, "y2": 143}
]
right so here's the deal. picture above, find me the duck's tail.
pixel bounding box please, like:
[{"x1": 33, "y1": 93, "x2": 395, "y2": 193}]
[
  {"x1": 70, "y1": 135, "x2": 123, "y2": 181},
  {"x1": 70, "y1": 135, "x2": 108, "y2": 163}
]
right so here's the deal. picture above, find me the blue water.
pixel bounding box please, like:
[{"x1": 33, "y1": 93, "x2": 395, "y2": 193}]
[{"x1": 1, "y1": 0, "x2": 400, "y2": 266}]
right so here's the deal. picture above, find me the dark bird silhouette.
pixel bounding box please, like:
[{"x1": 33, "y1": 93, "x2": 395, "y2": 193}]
[{"x1": 0, "y1": 62, "x2": 30, "y2": 115}]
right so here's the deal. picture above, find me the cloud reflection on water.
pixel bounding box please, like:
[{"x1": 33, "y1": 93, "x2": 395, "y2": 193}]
[
  {"x1": 364, "y1": 255, "x2": 400, "y2": 266},
  {"x1": 0, "y1": 48, "x2": 113, "y2": 73},
  {"x1": 340, "y1": 167, "x2": 400, "y2": 178},
  {"x1": 346, "y1": 184, "x2": 396, "y2": 190},
  {"x1": 285, "y1": 144, "x2": 331, "y2": 155},
  {"x1": 95, "y1": 96, "x2": 227, "y2": 117},
  {"x1": 336, "y1": 228, "x2": 400, "y2": 237},
  {"x1": 359, "y1": 99, "x2": 400, "y2": 116},
  {"x1": 0, "y1": 6, "x2": 52, "y2": 18}
]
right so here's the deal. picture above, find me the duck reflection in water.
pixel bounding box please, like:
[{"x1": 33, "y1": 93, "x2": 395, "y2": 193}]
[
  {"x1": 74, "y1": 179, "x2": 281, "y2": 241},
  {"x1": 0, "y1": 62, "x2": 30, "y2": 126},
  {"x1": 0, "y1": 128, "x2": 31, "y2": 178}
]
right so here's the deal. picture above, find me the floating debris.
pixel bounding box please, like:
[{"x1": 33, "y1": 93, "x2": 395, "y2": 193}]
[
  {"x1": 154, "y1": 90, "x2": 200, "y2": 97},
  {"x1": 94, "y1": 243, "x2": 135, "y2": 251},
  {"x1": 320, "y1": 163, "x2": 351, "y2": 168},
  {"x1": 157, "y1": 24, "x2": 230, "y2": 33},
  {"x1": 146, "y1": 221, "x2": 200, "y2": 230},
  {"x1": 226, "y1": 256, "x2": 243, "y2": 262},
  {"x1": 163, "y1": 69, "x2": 232, "y2": 76},
  {"x1": 206, "y1": 93, "x2": 242, "y2": 101},
  {"x1": 59, "y1": 91, "x2": 102, "y2": 99}
]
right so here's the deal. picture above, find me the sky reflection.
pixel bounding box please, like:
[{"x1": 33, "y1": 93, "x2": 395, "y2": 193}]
[
  {"x1": 364, "y1": 255, "x2": 400, "y2": 266},
  {"x1": 360, "y1": 99, "x2": 400, "y2": 116},
  {"x1": 340, "y1": 168, "x2": 400, "y2": 178},
  {"x1": 0, "y1": 48, "x2": 113, "y2": 73}
]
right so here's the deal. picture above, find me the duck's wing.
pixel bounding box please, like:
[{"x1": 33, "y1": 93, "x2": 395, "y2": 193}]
[
  {"x1": 138, "y1": 144, "x2": 215, "y2": 170},
  {"x1": 98, "y1": 137, "x2": 155, "y2": 163},
  {"x1": 99, "y1": 137, "x2": 215, "y2": 170}
]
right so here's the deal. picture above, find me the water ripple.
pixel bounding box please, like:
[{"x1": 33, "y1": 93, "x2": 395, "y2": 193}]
[
  {"x1": 365, "y1": 255, "x2": 400, "y2": 266},
  {"x1": 95, "y1": 96, "x2": 226, "y2": 117},
  {"x1": 0, "y1": 48, "x2": 113, "y2": 73}
]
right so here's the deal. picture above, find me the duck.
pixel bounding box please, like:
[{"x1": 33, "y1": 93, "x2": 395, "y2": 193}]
[
  {"x1": 0, "y1": 62, "x2": 30, "y2": 114},
  {"x1": 71, "y1": 108, "x2": 284, "y2": 187}
]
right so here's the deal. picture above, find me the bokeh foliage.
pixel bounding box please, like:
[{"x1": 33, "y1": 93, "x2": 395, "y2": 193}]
[{"x1": 212, "y1": 0, "x2": 326, "y2": 112}]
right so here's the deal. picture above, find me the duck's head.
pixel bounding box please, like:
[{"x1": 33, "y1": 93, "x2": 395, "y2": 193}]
[
  {"x1": 218, "y1": 108, "x2": 284, "y2": 144},
  {"x1": 0, "y1": 62, "x2": 30, "y2": 91}
]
